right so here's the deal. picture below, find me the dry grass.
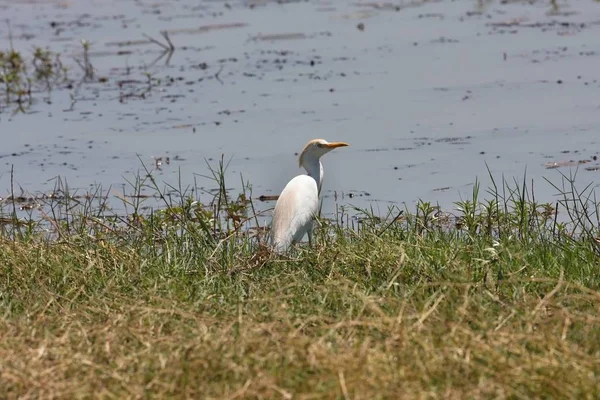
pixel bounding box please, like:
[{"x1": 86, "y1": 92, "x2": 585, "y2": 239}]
[{"x1": 1, "y1": 215, "x2": 599, "y2": 399}]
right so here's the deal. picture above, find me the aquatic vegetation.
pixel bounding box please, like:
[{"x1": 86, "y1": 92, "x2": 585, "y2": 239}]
[{"x1": 0, "y1": 46, "x2": 67, "y2": 113}]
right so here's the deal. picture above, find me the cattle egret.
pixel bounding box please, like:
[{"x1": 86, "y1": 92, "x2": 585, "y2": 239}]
[{"x1": 271, "y1": 139, "x2": 349, "y2": 253}]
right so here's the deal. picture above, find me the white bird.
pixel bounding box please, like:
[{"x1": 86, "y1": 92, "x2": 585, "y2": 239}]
[{"x1": 271, "y1": 138, "x2": 349, "y2": 253}]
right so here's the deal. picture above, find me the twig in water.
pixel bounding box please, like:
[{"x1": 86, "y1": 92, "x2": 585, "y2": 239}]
[
  {"x1": 215, "y1": 65, "x2": 224, "y2": 85},
  {"x1": 64, "y1": 92, "x2": 77, "y2": 112},
  {"x1": 74, "y1": 39, "x2": 95, "y2": 81},
  {"x1": 143, "y1": 33, "x2": 170, "y2": 51},
  {"x1": 144, "y1": 31, "x2": 175, "y2": 66},
  {"x1": 6, "y1": 19, "x2": 14, "y2": 51},
  {"x1": 161, "y1": 31, "x2": 175, "y2": 51}
]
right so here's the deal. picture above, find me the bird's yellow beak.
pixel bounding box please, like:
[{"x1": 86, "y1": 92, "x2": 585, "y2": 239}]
[{"x1": 324, "y1": 142, "x2": 349, "y2": 149}]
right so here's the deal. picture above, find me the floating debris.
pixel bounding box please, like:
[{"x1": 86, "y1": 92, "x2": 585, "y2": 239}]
[
  {"x1": 352, "y1": 2, "x2": 401, "y2": 11},
  {"x1": 167, "y1": 22, "x2": 248, "y2": 36},
  {"x1": 258, "y1": 195, "x2": 279, "y2": 202},
  {"x1": 152, "y1": 156, "x2": 171, "y2": 170},
  {"x1": 249, "y1": 33, "x2": 307, "y2": 42},
  {"x1": 544, "y1": 159, "x2": 591, "y2": 169}
]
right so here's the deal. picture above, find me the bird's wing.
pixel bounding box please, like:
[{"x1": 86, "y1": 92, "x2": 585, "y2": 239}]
[{"x1": 271, "y1": 175, "x2": 319, "y2": 252}]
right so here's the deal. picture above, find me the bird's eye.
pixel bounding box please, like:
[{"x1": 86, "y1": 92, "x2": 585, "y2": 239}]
[{"x1": 317, "y1": 143, "x2": 324, "y2": 148}]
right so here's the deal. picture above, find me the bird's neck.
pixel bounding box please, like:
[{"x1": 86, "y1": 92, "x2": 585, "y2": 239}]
[{"x1": 302, "y1": 157, "x2": 324, "y2": 193}]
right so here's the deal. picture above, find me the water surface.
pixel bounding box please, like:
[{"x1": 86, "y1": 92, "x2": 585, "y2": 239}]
[{"x1": 1, "y1": 0, "x2": 599, "y2": 217}]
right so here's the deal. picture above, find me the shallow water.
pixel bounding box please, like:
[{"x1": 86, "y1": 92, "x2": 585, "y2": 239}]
[{"x1": 1, "y1": 0, "x2": 599, "y2": 218}]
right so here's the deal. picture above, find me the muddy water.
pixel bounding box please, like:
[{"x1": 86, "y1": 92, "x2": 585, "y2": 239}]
[{"x1": 1, "y1": 0, "x2": 599, "y2": 218}]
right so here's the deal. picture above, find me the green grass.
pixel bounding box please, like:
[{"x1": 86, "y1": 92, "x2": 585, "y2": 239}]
[{"x1": 0, "y1": 165, "x2": 599, "y2": 399}]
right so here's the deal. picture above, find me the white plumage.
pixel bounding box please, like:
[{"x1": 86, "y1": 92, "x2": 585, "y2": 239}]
[{"x1": 271, "y1": 139, "x2": 349, "y2": 253}]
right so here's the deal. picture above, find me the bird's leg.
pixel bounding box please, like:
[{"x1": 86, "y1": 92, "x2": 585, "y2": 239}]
[{"x1": 308, "y1": 220, "x2": 314, "y2": 248}]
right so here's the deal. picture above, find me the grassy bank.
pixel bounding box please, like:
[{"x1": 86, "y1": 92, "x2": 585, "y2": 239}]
[{"x1": 0, "y1": 170, "x2": 599, "y2": 399}]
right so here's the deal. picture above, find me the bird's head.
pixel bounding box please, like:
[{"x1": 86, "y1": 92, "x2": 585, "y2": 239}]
[{"x1": 298, "y1": 139, "x2": 349, "y2": 167}]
